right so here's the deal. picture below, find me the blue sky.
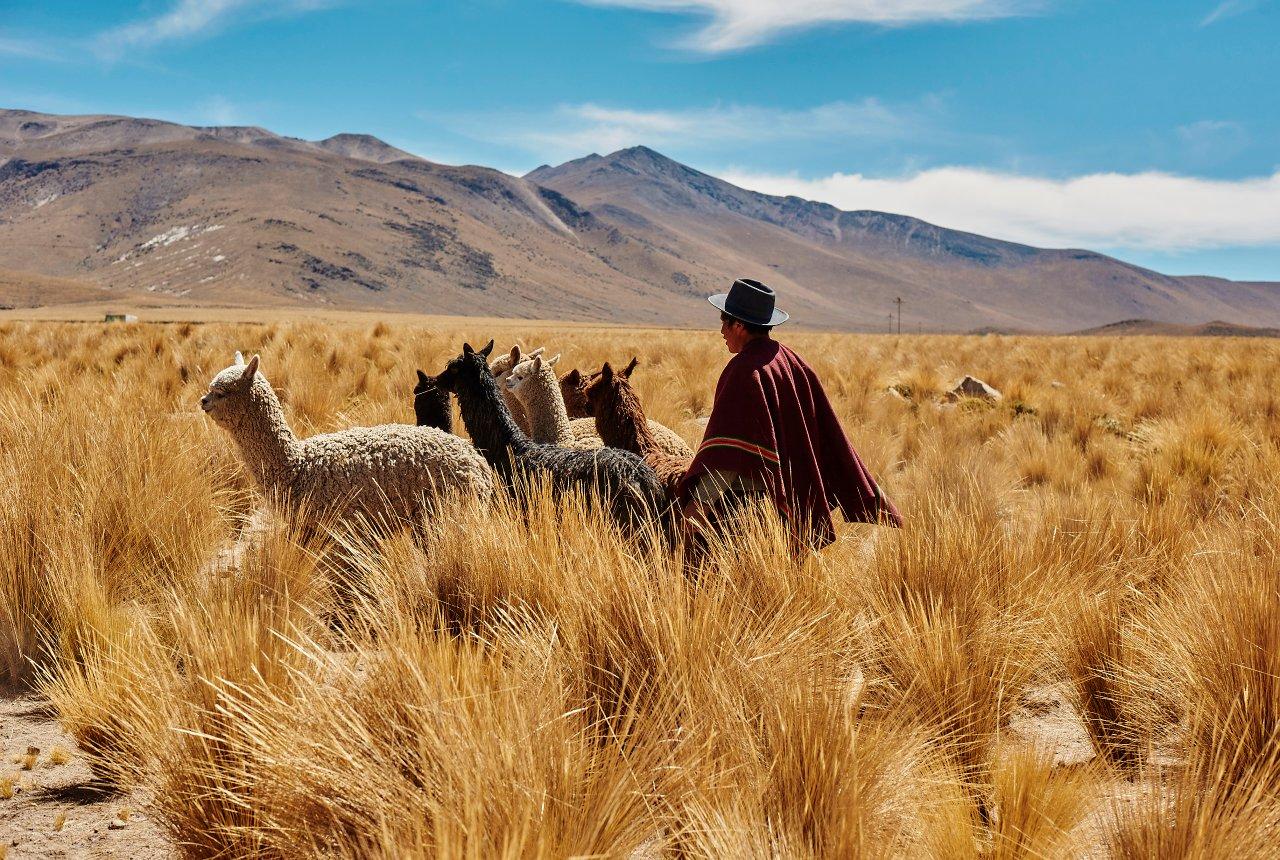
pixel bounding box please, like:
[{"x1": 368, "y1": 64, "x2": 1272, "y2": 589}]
[{"x1": 1, "y1": 0, "x2": 1278, "y2": 279}]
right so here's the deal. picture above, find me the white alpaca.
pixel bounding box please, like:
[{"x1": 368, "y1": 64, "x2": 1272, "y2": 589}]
[
  {"x1": 488, "y1": 345, "x2": 543, "y2": 436},
  {"x1": 505, "y1": 353, "x2": 602, "y2": 449},
  {"x1": 201, "y1": 352, "x2": 493, "y2": 527}
]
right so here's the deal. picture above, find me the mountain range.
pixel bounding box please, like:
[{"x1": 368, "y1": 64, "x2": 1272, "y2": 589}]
[{"x1": 2, "y1": 108, "x2": 1277, "y2": 331}]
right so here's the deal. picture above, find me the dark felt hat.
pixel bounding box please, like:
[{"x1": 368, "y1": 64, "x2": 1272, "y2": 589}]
[{"x1": 708, "y1": 278, "x2": 789, "y2": 327}]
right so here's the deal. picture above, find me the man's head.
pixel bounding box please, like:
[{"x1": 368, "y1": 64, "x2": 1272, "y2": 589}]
[
  {"x1": 707, "y1": 278, "x2": 788, "y2": 353},
  {"x1": 720, "y1": 311, "x2": 771, "y2": 354}
]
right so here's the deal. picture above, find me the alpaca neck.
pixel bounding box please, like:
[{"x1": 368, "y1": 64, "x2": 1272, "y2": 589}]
[
  {"x1": 504, "y1": 392, "x2": 531, "y2": 435},
  {"x1": 456, "y1": 371, "x2": 528, "y2": 465},
  {"x1": 232, "y1": 379, "x2": 301, "y2": 490},
  {"x1": 517, "y1": 370, "x2": 573, "y2": 445},
  {"x1": 595, "y1": 385, "x2": 656, "y2": 456}
]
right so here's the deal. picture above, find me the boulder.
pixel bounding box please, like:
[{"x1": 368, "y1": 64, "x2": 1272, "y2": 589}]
[{"x1": 947, "y1": 375, "x2": 1002, "y2": 402}]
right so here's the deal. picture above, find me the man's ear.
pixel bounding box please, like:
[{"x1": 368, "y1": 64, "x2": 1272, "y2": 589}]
[
  {"x1": 234, "y1": 351, "x2": 245, "y2": 366},
  {"x1": 241, "y1": 354, "x2": 259, "y2": 384},
  {"x1": 600, "y1": 362, "x2": 613, "y2": 382},
  {"x1": 417, "y1": 369, "x2": 430, "y2": 386},
  {"x1": 623, "y1": 357, "x2": 638, "y2": 378},
  {"x1": 479, "y1": 339, "x2": 494, "y2": 358}
]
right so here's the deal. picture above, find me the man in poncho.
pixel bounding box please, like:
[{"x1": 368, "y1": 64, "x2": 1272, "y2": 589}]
[{"x1": 678, "y1": 278, "x2": 902, "y2": 549}]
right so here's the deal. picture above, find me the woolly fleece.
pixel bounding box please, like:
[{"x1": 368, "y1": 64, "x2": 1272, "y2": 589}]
[
  {"x1": 488, "y1": 345, "x2": 542, "y2": 436},
  {"x1": 202, "y1": 353, "x2": 493, "y2": 526}
]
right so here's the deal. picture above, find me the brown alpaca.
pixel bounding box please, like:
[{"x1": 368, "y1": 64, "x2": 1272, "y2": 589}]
[
  {"x1": 561, "y1": 358, "x2": 636, "y2": 419},
  {"x1": 585, "y1": 360, "x2": 690, "y2": 500}
]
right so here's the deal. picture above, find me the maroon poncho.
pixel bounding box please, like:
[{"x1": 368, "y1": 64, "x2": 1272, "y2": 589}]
[{"x1": 677, "y1": 338, "x2": 902, "y2": 547}]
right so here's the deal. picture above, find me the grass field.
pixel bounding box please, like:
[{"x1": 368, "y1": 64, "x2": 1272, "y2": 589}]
[{"x1": 2, "y1": 315, "x2": 1279, "y2": 857}]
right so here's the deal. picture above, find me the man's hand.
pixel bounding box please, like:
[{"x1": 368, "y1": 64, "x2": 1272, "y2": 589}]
[{"x1": 681, "y1": 499, "x2": 711, "y2": 542}]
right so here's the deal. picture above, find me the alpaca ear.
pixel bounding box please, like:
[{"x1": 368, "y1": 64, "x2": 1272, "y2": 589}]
[
  {"x1": 623, "y1": 357, "x2": 638, "y2": 378},
  {"x1": 234, "y1": 351, "x2": 245, "y2": 366},
  {"x1": 509, "y1": 345, "x2": 521, "y2": 364},
  {"x1": 479, "y1": 340, "x2": 494, "y2": 358},
  {"x1": 463, "y1": 342, "x2": 474, "y2": 355},
  {"x1": 547, "y1": 353, "x2": 561, "y2": 368},
  {"x1": 565, "y1": 369, "x2": 581, "y2": 386},
  {"x1": 601, "y1": 362, "x2": 614, "y2": 382},
  {"x1": 416, "y1": 369, "x2": 430, "y2": 386},
  {"x1": 241, "y1": 354, "x2": 259, "y2": 383},
  {"x1": 529, "y1": 346, "x2": 545, "y2": 358},
  {"x1": 532, "y1": 355, "x2": 543, "y2": 372}
]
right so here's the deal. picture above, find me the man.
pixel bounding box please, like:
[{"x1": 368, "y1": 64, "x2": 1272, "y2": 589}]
[{"x1": 678, "y1": 278, "x2": 902, "y2": 549}]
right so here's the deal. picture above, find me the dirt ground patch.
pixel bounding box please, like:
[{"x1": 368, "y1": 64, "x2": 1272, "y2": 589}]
[{"x1": 0, "y1": 693, "x2": 172, "y2": 859}]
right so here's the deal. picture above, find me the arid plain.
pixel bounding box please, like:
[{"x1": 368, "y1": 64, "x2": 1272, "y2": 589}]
[{"x1": 2, "y1": 312, "x2": 1279, "y2": 858}]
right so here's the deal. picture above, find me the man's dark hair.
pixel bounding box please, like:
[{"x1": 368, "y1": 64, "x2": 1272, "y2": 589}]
[{"x1": 720, "y1": 311, "x2": 772, "y2": 337}]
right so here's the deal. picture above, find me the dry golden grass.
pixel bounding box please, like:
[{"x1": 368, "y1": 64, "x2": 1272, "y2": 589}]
[{"x1": 2, "y1": 316, "x2": 1279, "y2": 857}]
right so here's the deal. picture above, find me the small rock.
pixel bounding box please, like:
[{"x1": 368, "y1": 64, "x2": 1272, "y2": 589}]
[
  {"x1": 107, "y1": 818, "x2": 128, "y2": 830},
  {"x1": 946, "y1": 375, "x2": 1002, "y2": 402},
  {"x1": 1050, "y1": 380, "x2": 1065, "y2": 389}
]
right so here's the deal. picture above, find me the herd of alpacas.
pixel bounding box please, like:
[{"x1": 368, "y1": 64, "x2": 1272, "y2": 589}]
[{"x1": 199, "y1": 341, "x2": 695, "y2": 541}]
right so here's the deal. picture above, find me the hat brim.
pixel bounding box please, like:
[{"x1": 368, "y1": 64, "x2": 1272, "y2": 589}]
[{"x1": 708, "y1": 294, "x2": 789, "y2": 327}]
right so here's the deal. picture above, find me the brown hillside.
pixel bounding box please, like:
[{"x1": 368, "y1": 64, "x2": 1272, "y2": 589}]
[
  {"x1": 1074, "y1": 318, "x2": 1280, "y2": 337},
  {"x1": 3, "y1": 109, "x2": 1278, "y2": 331},
  {"x1": 528, "y1": 146, "x2": 1280, "y2": 332},
  {"x1": 0, "y1": 109, "x2": 714, "y2": 324}
]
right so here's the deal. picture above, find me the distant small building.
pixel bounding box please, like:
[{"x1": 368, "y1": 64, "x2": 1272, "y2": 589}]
[{"x1": 105, "y1": 312, "x2": 138, "y2": 323}]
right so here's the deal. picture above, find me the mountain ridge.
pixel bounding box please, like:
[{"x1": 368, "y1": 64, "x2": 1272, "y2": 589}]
[
  {"x1": 2, "y1": 108, "x2": 1277, "y2": 331},
  {"x1": 527, "y1": 145, "x2": 1279, "y2": 330}
]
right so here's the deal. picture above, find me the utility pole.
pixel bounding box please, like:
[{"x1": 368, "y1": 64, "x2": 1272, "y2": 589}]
[
  {"x1": 888, "y1": 313, "x2": 893, "y2": 333},
  {"x1": 894, "y1": 297, "x2": 903, "y2": 335}
]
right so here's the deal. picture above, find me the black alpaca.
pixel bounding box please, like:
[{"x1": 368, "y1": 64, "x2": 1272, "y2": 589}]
[
  {"x1": 433, "y1": 341, "x2": 669, "y2": 536},
  {"x1": 413, "y1": 369, "x2": 453, "y2": 433}
]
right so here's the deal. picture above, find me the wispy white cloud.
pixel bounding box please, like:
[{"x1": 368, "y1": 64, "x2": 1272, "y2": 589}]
[
  {"x1": 572, "y1": 0, "x2": 1037, "y2": 50},
  {"x1": 94, "y1": 0, "x2": 335, "y2": 59},
  {"x1": 1176, "y1": 119, "x2": 1248, "y2": 163},
  {"x1": 439, "y1": 98, "x2": 937, "y2": 164},
  {"x1": 0, "y1": 33, "x2": 67, "y2": 62},
  {"x1": 1202, "y1": 0, "x2": 1268, "y2": 25},
  {"x1": 720, "y1": 166, "x2": 1280, "y2": 252}
]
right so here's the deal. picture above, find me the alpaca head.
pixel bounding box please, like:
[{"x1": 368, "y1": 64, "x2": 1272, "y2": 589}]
[
  {"x1": 200, "y1": 351, "x2": 260, "y2": 426},
  {"x1": 489, "y1": 344, "x2": 544, "y2": 380},
  {"x1": 414, "y1": 368, "x2": 441, "y2": 401},
  {"x1": 434, "y1": 340, "x2": 495, "y2": 395},
  {"x1": 561, "y1": 368, "x2": 593, "y2": 418},
  {"x1": 574, "y1": 357, "x2": 638, "y2": 418},
  {"x1": 505, "y1": 353, "x2": 560, "y2": 399},
  {"x1": 581, "y1": 355, "x2": 640, "y2": 417},
  {"x1": 584, "y1": 360, "x2": 633, "y2": 415},
  {"x1": 414, "y1": 369, "x2": 452, "y2": 430}
]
